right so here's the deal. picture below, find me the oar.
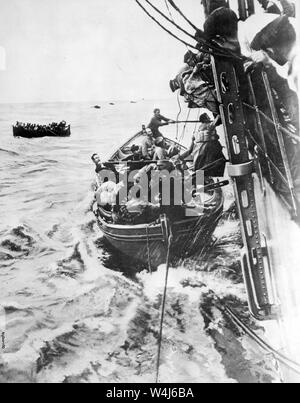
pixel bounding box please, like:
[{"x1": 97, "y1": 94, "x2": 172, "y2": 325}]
[
  {"x1": 106, "y1": 160, "x2": 160, "y2": 165},
  {"x1": 169, "y1": 120, "x2": 201, "y2": 124}
]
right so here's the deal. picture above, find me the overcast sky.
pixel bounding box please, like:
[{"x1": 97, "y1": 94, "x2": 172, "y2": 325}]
[
  {"x1": 1, "y1": 0, "x2": 292, "y2": 104},
  {"x1": 0, "y1": 0, "x2": 207, "y2": 103}
]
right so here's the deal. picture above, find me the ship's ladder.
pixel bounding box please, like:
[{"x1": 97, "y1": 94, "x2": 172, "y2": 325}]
[{"x1": 210, "y1": 54, "x2": 299, "y2": 321}]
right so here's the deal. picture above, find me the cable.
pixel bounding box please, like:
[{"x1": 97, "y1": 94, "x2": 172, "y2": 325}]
[
  {"x1": 167, "y1": 0, "x2": 199, "y2": 31},
  {"x1": 220, "y1": 303, "x2": 300, "y2": 375},
  {"x1": 243, "y1": 102, "x2": 300, "y2": 144},
  {"x1": 193, "y1": 109, "x2": 201, "y2": 135},
  {"x1": 166, "y1": 0, "x2": 241, "y2": 59},
  {"x1": 179, "y1": 108, "x2": 191, "y2": 143},
  {"x1": 198, "y1": 283, "x2": 300, "y2": 376},
  {"x1": 164, "y1": 0, "x2": 174, "y2": 20},
  {"x1": 156, "y1": 232, "x2": 173, "y2": 383},
  {"x1": 144, "y1": 0, "x2": 196, "y2": 41},
  {"x1": 135, "y1": 0, "x2": 199, "y2": 50},
  {"x1": 176, "y1": 91, "x2": 182, "y2": 140},
  {"x1": 134, "y1": 0, "x2": 239, "y2": 58}
]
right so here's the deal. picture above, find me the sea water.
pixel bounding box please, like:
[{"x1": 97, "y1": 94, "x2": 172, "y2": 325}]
[{"x1": 0, "y1": 99, "x2": 279, "y2": 383}]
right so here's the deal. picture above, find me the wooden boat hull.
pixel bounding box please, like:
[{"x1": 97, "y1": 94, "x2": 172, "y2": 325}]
[
  {"x1": 13, "y1": 126, "x2": 71, "y2": 138},
  {"x1": 96, "y1": 188, "x2": 224, "y2": 270}
]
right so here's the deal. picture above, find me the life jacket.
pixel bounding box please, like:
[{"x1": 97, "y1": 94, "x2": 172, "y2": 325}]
[{"x1": 194, "y1": 122, "x2": 219, "y2": 143}]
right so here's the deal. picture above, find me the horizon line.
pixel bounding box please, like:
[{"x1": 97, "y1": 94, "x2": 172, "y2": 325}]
[{"x1": 0, "y1": 96, "x2": 174, "y2": 106}]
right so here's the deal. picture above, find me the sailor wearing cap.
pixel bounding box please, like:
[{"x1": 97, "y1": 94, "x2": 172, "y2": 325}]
[{"x1": 147, "y1": 108, "x2": 175, "y2": 139}]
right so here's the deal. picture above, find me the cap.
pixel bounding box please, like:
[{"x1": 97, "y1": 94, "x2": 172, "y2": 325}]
[
  {"x1": 251, "y1": 15, "x2": 296, "y2": 53},
  {"x1": 199, "y1": 113, "x2": 211, "y2": 123},
  {"x1": 204, "y1": 7, "x2": 238, "y2": 40},
  {"x1": 155, "y1": 136, "x2": 164, "y2": 146}
]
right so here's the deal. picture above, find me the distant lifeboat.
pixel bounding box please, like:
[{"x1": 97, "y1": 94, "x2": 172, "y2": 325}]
[{"x1": 13, "y1": 123, "x2": 71, "y2": 138}]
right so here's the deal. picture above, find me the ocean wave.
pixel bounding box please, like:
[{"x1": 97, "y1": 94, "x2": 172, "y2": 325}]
[
  {"x1": 0, "y1": 148, "x2": 19, "y2": 157},
  {"x1": 0, "y1": 100, "x2": 283, "y2": 383}
]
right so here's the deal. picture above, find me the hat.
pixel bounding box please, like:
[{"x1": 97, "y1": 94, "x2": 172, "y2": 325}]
[
  {"x1": 204, "y1": 7, "x2": 238, "y2": 40},
  {"x1": 155, "y1": 136, "x2": 164, "y2": 146},
  {"x1": 199, "y1": 113, "x2": 211, "y2": 123},
  {"x1": 251, "y1": 15, "x2": 296, "y2": 54},
  {"x1": 204, "y1": 0, "x2": 229, "y2": 15},
  {"x1": 131, "y1": 144, "x2": 139, "y2": 153},
  {"x1": 183, "y1": 50, "x2": 198, "y2": 65},
  {"x1": 169, "y1": 79, "x2": 180, "y2": 93}
]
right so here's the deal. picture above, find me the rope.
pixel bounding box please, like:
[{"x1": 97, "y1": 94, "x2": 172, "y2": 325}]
[
  {"x1": 193, "y1": 110, "x2": 201, "y2": 135},
  {"x1": 135, "y1": 0, "x2": 198, "y2": 51},
  {"x1": 222, "y1": 305, "x2": 300, "y2": 375},
  {"x1": 176, "y1": 91, "x2": 182, "y2": 140},
  {"x1": 165, "y1": 1, "x2": 243, "y2": 61},
  {"x1": 192, "y1": 207, "x2": 224, "y2": 260},
  {"x1": 167, "y1": 0, "x2": 199, "y2": 31},
  {"x1": 180, "y1": 180, "x2": 225, "y2": 257},
  {"x1": 144, "y1": 0, "x2": 196, "y2": 40},
  {"x1": 246, "y1": 129, "x2": 291, "y2": 187},
  {"x1": 199, "y1": 285, "x2": 300, "y2": 376},
  {"x1": 243, "y1": 102, "x2": 300, "y2": 144},
  {"x1": 134, "y1": 0, "x2": 240, "y2": 58},
  {"x1": 164, "y1": 0, "x2": 192, "y2": 54},
  {"x1": 146, "y1": 225, "x2": 152, "y2": 274},
  {"x1": 179, "y1": 109, "x2": 191, "y2": 143},
  {"x1": 156, "y1": 232, "x2": 173, "y2": 383},
  {"x1": 164, "y1": 0, "x2": 174, "y2": 20}
]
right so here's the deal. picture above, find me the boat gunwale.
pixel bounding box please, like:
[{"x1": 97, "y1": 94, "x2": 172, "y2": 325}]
[
  {"x1": 109, "y1": 132, "x2": 187, "y2": 161},
  {"x1": 96, "y1": 188, "x2": 224, "y2": 232}
]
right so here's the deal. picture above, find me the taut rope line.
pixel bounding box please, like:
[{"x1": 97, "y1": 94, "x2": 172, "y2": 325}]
[{"x1": 156, "y1": 231, "x2": 173, "y2": 383}]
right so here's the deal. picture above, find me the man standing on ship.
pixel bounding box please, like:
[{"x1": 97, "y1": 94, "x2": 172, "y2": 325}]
[{"x1": 147, "y1": 108, "x2": 175, "y2": 139}]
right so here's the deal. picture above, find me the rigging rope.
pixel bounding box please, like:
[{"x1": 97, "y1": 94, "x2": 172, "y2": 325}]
[
  {"x1": 179, "y1": 108, "x2": 191, "y2": 143},
  {"x1": 144, "y1": 0, "x2": 196, "y2": 40},
  {"x1": 216, "y1": 298, "x2": 300, "y2": 376},
  {"x1": 156, "y1": 230, "x2": 173, "y2": 383},
  {"x1": 164, "y1": 0, "x2": 193, "y2": 57},
  {"x1": 243, "y1": 102, "x2": 300, "y2": 144},
  {"x1": 176, "y1": 91, "x2": 182, "y2": 140},
  {"x1": 135, "y1": 0, "x2": 198, "y2": 50},
  {"x1": 167, "y1": 0, "x2": 243, "y2": 60},
  {"x1": 134, "y1": 0, "x2": 240, "y2": 58},
  {"x1": 246, "y1": 129, "x2": 291, "y2": 187},
  {"x1": 146, "y1": 225, "x2": 152, "y2": 274},
  {"x1": 164, "y1": 0, "x2": 174, "y2": 21},
  {"x1": 193, "y1": 109, "x2": 201, "y2": 135},
  {"x1": 167, "y1": 0, "x2": 199, "y2": 31}
]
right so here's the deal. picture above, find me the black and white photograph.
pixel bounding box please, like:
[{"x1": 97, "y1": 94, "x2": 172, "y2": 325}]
[{"x1": 0, "y1": 0, "x2": 300, "y2": 385}]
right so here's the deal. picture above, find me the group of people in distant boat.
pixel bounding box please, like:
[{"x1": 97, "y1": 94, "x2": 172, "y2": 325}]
[{"x1": 15, "y1": 120, "x2": 68, "y2": 134}]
